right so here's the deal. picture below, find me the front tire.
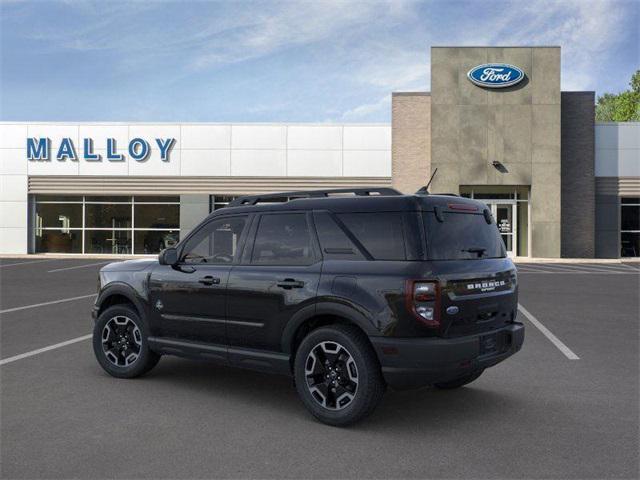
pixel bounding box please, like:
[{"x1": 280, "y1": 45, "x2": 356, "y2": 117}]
[
  {"x1": 93, "y1": 304, "x2": 160, "y2": 378},
  {"x1": 294, "y1": 325, "x2": 385, "y2": 427}
]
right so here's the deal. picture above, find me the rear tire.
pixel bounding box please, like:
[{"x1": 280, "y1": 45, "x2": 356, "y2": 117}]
[
  {"x1": 434, "y1": 369, "x2": 484, "y2": 389},
  {"x1": 93, "y1": 304, "x2": 160, "y2": 379},
  {"x1": 294, "y1": 325, "x2": 385, "y2": 427}
]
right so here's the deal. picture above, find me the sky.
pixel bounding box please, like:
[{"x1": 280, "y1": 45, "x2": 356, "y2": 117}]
[{"x1": 1, "y1": 0, "x2": 638, "y2": 123}]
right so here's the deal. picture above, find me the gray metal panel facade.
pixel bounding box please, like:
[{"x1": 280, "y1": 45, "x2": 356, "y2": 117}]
[
  {"x1": 561, "y1": 92, "x2": 595, "y2": 257},
  {"x1": 429, "y1": 46, "x2": 562, "y2": 257}
]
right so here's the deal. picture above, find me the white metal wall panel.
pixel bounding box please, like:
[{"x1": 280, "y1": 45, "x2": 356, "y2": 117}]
[
  {"x1": 78, "y1": 125, "x2": 129, "y2": 155},
  {"x1": 595, "y1": 123, "x2": 640, "y2": 177},
  {"x1": 231, "y1": 125, "x2": 287, "y2": 149},
  {"x1": 230, "y1": 150, "x2": 287, "y2": 176},
  {"x1": 181, "y1": 125, "x2": 231, "y2": 149},
  {"x1": 0, "y1": 149, "x2": 27, "y2": 175},
  {"x1": 0, "y1": 124, "x2": 27, "y2": 149},
  {"x1": 287, "y1": 126, "x2": 343, "y2": 150},
  {"x1": 78, "y1": 153, "x2": 129, "y2": 176},
  {"x1": 344, "y1": 126, "x2": 391, "y2": 150},
  {"x1": 181, "y1": 150, "x2": 231, "y2": 176},
  {"x1": 128, "y1": 124, "x2": 182, "y2": 150},
  {"x1": 286, "y1": 150, "x2": 342, "y2": 176},
  {"x1": 343, "y1": 150, "x2": 392, "y2": 177}
]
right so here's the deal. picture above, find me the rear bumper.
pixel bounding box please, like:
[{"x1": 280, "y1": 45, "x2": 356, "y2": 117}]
[{"x1": 370, "y1": 322, "x2": 524, "y2": 390}]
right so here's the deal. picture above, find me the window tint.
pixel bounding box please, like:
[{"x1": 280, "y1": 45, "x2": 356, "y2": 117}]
[
  {"x1": 337, "y1": 213, "x2": 406, "y2": 260},
  {"x1": 251, "y1": 214, "x2": 314, "y2": 265},
  {"x1": 182, "y1": 216, "x2": 247, "y2": 264},
  {"x1": 313, "y1": 212, "x2": 365, "y2": 260},
  {"x1": 424, "y1": 212, "x2": 505, "y2": 260}
]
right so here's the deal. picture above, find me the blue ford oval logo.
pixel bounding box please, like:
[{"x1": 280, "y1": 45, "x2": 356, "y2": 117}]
[
  {"x1": 446, "y1": 306, "x2": 459, "y2": 315},
  {"x1": 467, "y1": 63, "x2": 524, "y2": 88}
]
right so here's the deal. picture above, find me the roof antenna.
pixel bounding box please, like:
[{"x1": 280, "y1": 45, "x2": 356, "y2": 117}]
[{"x1": 415, "y1": 168, "x2": 438, "y2": 195}]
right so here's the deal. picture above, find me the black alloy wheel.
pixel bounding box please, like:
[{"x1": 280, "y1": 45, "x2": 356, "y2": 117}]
[{"x1": 304, "y1": 341, "x2": 359, "y2": 411}]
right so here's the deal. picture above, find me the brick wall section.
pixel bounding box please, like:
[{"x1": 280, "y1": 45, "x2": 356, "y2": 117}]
[
  {"x1": 561, "y1": 92, "x2": 596, "y2": 257},
  {"x1": 391, "y1": 93, "x2": 431, "y2": 194}
]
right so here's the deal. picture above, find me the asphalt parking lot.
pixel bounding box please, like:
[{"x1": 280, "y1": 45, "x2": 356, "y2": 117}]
[{"x1": 1, "y1": 258, "x2": 638, "y2": 479}]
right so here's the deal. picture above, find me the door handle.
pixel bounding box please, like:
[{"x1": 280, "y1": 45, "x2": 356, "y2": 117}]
[
  {"x1": 276, "y1": 278, "x2": 305, "y2": 289},
  {"x1": 199, "y1": 276, "x2": 221, "y2": 286}
]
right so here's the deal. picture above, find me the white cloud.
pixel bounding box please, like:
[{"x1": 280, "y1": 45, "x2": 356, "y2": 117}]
[
  {"x1": 341, "y1": 94, "x2": 390, "y2": 121},
  {"x1": 3, "y1": 0, "x2": 636, "y2": 121},
  {"x1": 443, "y1": 0, "x2": 632, "y2": 91}
]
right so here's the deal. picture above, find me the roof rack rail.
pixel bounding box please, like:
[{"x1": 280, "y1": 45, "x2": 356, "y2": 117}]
[{"x1": 228, "y1": 187, "x2": 402, "y2": 207}]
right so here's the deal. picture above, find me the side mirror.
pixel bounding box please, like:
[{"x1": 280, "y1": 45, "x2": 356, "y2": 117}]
[{"x1": 159, "y1": 247, "x2": 178, "y2": 266}]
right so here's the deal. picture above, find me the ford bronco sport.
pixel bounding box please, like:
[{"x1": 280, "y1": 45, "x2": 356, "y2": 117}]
[{"x1": 92, "y1": 188, "x2": 524, "y2": 426}]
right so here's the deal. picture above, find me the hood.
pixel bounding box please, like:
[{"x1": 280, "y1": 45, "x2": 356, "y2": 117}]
[{"x1": 101, "y1": 258, "x2": 157, "y2": 272}]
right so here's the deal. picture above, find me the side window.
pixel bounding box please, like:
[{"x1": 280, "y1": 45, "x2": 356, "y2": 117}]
[
  {"x1": 337, "y1": 212, "x2": 406, "y2": 260},
  {"x1": 313, "y1": 212, "x2": 365, "y2": 260},
  {"x1": 182, "y1": 216, "x2": 247, "y2": 264},
  {"x1": 251, "y1": 213, "x2": 314, "y2": 265}
]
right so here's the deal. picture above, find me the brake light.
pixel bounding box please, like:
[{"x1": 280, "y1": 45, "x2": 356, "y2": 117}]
[
  {"x1": 406, "y1": 280, "x2": 440, "y2": 328},
  {"x1": 448, "y1": 203, "x2": 478, "y2": 212}
]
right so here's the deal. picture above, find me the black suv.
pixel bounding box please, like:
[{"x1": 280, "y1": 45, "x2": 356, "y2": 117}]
[{"x1": 92, "y1": 188, "x2": 524, "y2": 426}]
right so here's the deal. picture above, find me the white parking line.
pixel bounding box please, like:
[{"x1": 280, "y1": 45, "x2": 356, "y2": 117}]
[
  {"x1": 517, "y1": 267, "x2": 563, "y2": 274},
  {"x1": 518, "y1": 303, "x2": 580, "y2": 360},
  {"x1": 517, "y1": 264, "x2": 640, "y2": 274},
  {"x1": 48, "y1": 262, "x2": 110, "y2": 273},
  {"x1": 0, "y1": 293, "x2": 97, "y2": 314},
  {"x1": 0, "y1": 259, "x2": 57, "y2": 268},
  {"x1": 0, "y1": 334, "x2": 92, "y2": 366}
]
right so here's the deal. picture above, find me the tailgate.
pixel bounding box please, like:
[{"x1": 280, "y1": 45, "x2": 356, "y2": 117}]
[{"x1": 434, "y1": 260, "x2": 518, "y2": 338}]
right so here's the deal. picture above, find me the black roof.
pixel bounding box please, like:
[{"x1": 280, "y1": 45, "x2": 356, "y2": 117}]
[{"x1": 207, "y1": 188, "x2": 488, "y2": 218}]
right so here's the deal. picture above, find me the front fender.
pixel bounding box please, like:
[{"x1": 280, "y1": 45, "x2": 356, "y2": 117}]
[{"x1": 95, "y1": 282, "x2": 149, "y2": 321}]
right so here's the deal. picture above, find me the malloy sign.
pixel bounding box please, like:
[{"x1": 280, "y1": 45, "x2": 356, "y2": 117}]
[
  {"x1": 26, "y1": 137, "x2": 176, "y2": 162},
  {"x1": 467, "y1": 63, "x2": 525, "y2": 88}
]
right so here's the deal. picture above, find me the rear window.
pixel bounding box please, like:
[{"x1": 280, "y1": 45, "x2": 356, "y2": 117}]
[
  {"x1": 424, "y1": 212, "x2": 505, "y2": 260},
  {"x1": 337, "y1": 213, "x2": 406, "y2": 260},
  {"x1": 251, "y1": 213, "x2": 314, "y2": 265}
]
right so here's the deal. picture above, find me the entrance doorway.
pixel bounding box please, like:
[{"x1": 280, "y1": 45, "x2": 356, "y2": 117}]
[
  {"x1": 459, "y1": 186, "x2": 530, "y2": 258},
  {"x1": 486, "y1": 202, "x2": 516, "y2": 257}
]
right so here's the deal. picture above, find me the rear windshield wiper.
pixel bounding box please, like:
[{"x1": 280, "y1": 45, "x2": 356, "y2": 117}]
[{"x1": 461, "y1": 247, "x2": 487, "y2": 257}]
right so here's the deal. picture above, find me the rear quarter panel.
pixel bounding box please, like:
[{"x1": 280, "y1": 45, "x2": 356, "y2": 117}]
[{"x1": 317, "y1": 260, "x2": 436, "y2": 337}]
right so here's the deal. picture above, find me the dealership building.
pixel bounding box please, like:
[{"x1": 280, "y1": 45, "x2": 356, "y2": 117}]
[{"x1": 1, "y1": 46, "x2": 638, "y2": 258}]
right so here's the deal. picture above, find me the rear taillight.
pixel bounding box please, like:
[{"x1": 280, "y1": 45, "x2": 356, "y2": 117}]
[{"x1": 406, "y1": 280, "x2": 440, "y2": 328}]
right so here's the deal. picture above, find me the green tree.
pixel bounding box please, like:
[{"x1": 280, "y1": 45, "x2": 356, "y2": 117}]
[{"x1": 596, "y1": 70, "x2": 640, "y2": 122}]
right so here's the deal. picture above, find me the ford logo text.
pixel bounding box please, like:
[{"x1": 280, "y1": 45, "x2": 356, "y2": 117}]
[{"x1": 467, "y1": 63, "x2": 524, "y2": 89}]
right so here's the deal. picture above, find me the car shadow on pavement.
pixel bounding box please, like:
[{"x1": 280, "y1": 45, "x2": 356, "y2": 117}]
[{"x1": 136, "y1": 356, "x2": 524, "y2": 430}]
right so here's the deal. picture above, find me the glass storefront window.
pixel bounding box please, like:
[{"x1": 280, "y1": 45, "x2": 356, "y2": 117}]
[
  {"x1": 85, "y1": 196, "x2": 132, "y2": 203},
  {"x1": 134, "y1": 196, "x2": 179, "y2": 203},
  {"x1": 36, "y1": 195, "x2": 82, "y2": 202},
  {"x1": 212, "y1": 195, "x2": 237, "y2": 211},
  {"x1": 621, "y1": 205, "x2": 639, "y2": 231},
  {"x1": 621, "y1": 198, "x2": 640, "y2": 257},
  {"x1": 134, "y1": 230, "x2": 180, "y2": 254},
  {"x1": 36, "y1": 203, "x2": 83, "y2": 229},
  {"x1": 85, "y1": 204, "x2": 132, "y2": 229},
  {"x1": 35, "y1": 229, "x2": 82, "y2": 253},
  {"x1": 85, "y1": 230, "x2": 132, "y2": 254},
  {"x1": 34, "y1": 195, "x2": 180, "y2": 254},
  {"x1": 621, "y1": 232, "x2": 639, "y2": 257},
  {"x1": 134, "y1": 204, "x2": 179, "y2": 229}
]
